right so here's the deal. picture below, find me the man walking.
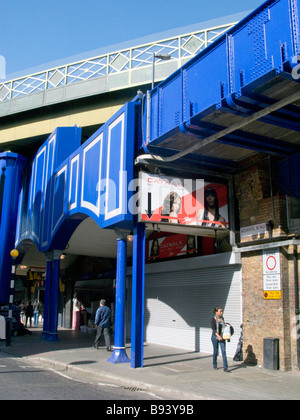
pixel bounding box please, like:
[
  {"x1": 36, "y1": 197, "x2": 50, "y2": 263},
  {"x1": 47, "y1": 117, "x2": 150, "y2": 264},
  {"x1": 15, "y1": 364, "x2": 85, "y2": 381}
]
[{"x1": 94, "y1": 299, "x2": 112, "y2": 351}]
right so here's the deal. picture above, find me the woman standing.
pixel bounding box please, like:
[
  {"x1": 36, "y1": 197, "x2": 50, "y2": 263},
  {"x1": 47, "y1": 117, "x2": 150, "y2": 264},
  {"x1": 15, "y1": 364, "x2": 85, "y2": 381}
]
[
  {"x1": 211, "y1": 307, "x2": 229, "y2": 372},
  {"x1": 33, "y1": 299, "x2": 40, "y2": 326}
]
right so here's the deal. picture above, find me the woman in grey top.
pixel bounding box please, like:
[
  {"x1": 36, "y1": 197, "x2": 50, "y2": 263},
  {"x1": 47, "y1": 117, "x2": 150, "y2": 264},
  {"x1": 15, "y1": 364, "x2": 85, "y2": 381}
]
[{"x1": 211, "y1": 307, "x2": 229, "y2": 372}]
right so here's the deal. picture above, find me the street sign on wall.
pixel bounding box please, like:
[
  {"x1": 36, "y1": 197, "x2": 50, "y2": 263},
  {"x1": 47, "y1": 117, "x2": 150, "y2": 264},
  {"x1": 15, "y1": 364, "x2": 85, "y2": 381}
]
[{"x1": 263, "y1": 248, "x2": 282, "y2": 300}]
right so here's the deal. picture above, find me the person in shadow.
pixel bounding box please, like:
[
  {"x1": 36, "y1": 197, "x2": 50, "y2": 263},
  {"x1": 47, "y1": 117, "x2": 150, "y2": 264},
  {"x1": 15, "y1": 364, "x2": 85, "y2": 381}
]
[{"x1": 25, "y1": 302, "x2": 33, "y2": 328}]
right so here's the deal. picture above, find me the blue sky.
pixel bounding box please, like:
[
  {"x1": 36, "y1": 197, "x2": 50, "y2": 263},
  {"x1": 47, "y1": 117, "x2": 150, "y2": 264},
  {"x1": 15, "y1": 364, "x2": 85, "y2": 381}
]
[{"x1": 1, "y1": 0, "x2": 266, "y2": 79}]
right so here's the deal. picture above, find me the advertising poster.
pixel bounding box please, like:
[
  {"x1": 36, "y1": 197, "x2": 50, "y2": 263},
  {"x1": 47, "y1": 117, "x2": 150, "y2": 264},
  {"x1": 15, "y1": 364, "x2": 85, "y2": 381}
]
[
  {"x1": 148, "y1": 234, "x2": 198, "y2": 263},
  {"x1": 139, "y1": 171, "x2": 229, "y2": 228}
]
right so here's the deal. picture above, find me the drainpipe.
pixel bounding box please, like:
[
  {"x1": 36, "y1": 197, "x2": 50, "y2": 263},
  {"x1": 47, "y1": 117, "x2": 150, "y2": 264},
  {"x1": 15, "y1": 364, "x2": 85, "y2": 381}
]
[
  {"x1": 139, "y1": 89, "x2": 300, "y2": 164},
  {"x1": 294, "y1": 245, "x2": 300, "y2": 369}
]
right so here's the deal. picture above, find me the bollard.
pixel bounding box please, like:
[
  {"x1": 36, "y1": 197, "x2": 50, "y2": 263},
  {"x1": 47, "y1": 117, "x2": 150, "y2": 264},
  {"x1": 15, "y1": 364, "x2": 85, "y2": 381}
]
[
  {"x1": 6, "y1": 318, "x2": 11, "y2": 347},
  {"x1": 0, "y1": 315, "x2": 6, "y2": 340}
]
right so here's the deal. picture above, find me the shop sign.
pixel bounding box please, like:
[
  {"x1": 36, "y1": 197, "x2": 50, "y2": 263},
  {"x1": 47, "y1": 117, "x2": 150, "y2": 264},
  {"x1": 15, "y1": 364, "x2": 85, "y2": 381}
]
[
  {"x1": 263, "y1": 248, "x2": 281, "y2": 300},
  {"x1": 147, "y1": 234, "x2": 198, "y2": 262}
]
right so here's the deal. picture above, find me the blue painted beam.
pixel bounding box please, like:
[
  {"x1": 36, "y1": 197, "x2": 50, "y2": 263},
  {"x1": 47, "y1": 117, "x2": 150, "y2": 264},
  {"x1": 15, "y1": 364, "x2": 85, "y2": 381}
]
[
  {"x1": 188, "y1": 116, "x2": 300, "y2": 156},
  {"x1": 223, "y1": 94, "x2": 300, "y2": 133},
  {"x1": 108, "y1": 232, "x2": 130, "y2": 364},
  {"x1": 146, "y1": 144, "x2": 238, "y2": 172},
  {"x1": 232, "y1": 91, "x2": 300, "y2": 121},
  {"x1": 143, "y1": 0, "x2": 300, "y2": 157},
  {"x1": 130, "y1": 222, "x2": 145, "y2": 369},
  {"x1": 0, "y1": 153, "x2": 26, "y2": 304},
  {"x1": 48, "y1": 252, "x2": 61, "y2": 342},
  {"x1": 41, "y1": 255, "x2": 52, "y2": 340}
]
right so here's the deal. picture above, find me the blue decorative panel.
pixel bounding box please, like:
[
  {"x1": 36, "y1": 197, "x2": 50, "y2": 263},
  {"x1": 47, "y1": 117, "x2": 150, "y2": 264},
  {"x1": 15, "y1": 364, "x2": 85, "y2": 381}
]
[
  {"x1": 69, "y1": 154, "x2": 79, "y2": 211},
  {"x1": 105, "y1": 113, "x2": 124, "y2": 217},
  {"x1": 16, "y1": 127, "x2": 82, "y2": 251},
  {"x1": 42, "y1": 133, "x2": 56, "y2": 247},
  {"x1": 184, "y1": 40, "x2": 228, "y2": 113},
  {"x1": 81, "y1": 133, "x2": 103, "y2": 218},
  {"x1": 102, "y1": 103, "x2": 136, "y2": 228},
  {"x1": 158, "y1": 74, "x2": 182, "y2": 137},
  {"x1": 15, "y1": 102, "x2": 136, "y2": 252},
  {"x1": 51, "y1": 164, "x2": 67, "y2": 237},
  {"x1": 32, "y1": 145, "x2": 46, "y2": 243}
]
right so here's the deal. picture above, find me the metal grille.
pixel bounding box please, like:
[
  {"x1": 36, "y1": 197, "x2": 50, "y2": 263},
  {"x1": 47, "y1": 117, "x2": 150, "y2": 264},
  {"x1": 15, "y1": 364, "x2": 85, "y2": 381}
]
[
  {"x1": 127, "y1": 262, "x2": 242, "y2": 357},
  {"x1": 0, "y1": 22, "x2": 235, "y2": 102},
  {"x1": 143, "y1": 265, "x2": 242, "y2": 357}
]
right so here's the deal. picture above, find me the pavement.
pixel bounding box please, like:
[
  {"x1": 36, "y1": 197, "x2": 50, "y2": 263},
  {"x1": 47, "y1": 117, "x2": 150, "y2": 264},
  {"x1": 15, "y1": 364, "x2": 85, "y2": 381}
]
[{"x1": 1, "y1": 326, "x2": 300, "y2": 400}]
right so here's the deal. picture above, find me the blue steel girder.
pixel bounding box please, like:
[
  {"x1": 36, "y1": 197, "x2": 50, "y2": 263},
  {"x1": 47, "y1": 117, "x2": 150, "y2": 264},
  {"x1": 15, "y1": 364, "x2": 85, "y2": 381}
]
[
  {"x1": 187, "y1": 116, "x2": 300, "y2": 157},
  {"x1": 216, "y1": 131, "x2": 299, "y2": 156},
  {"x1": 231, "y1": 91, "x2": 300, "y2": 120},
  {"x1": 146, "y1": 144, "x2": 238, "y2": 172},
  {"x1": 143, "y1": 0, "x2": 300, "y2": 167},
  {"x1": 222, "y1": 93, "x2": 300, "y2": 133}
]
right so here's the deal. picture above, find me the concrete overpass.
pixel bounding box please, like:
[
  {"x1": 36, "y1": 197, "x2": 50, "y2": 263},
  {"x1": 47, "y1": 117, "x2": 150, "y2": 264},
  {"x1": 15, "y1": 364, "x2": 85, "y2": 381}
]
[{"x1": 0, "y1": 21, "x2": 236, "y2": 157}]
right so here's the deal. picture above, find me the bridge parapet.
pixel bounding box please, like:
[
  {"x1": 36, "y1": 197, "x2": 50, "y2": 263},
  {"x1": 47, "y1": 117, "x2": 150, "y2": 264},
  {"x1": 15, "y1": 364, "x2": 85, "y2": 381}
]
[{"x1": 0, "y1": 23, "x2": 235, "y2": 117}]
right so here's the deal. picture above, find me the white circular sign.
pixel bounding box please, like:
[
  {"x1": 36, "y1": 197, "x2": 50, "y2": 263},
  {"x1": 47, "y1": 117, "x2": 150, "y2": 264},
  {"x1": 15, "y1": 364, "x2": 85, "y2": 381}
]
[
  {"x1": 263, "y1": 248, "x2": 281, "y2": 275},
  {"x1": 266, "y1": 255, "x2": 276, "y2": 271}
]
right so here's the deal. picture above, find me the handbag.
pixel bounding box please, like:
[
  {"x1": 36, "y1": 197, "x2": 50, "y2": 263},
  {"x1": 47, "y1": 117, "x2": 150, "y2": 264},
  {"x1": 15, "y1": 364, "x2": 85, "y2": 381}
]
[{"x1": 222, "y1": 324, "x2": 232, "y2": 340}]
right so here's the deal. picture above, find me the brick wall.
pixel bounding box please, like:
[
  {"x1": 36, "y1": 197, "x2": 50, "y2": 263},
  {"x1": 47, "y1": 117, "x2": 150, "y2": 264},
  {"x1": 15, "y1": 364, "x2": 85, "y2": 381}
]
[
  {"x1": 241, "y1": 247, "x2": 300, "y2": 371},
  {"x1": 235, "y1": 155, "x2": 287, "y2": 241},
  {"x1": 234, "y1": 155, "x2": 299, "y2": 371}
]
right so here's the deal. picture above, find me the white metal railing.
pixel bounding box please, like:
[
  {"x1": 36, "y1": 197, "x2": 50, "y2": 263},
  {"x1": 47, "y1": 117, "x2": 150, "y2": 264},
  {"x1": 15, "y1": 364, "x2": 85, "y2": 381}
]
[{"x1": 0, "y1": 23, "x2": 235, "y2": 103}]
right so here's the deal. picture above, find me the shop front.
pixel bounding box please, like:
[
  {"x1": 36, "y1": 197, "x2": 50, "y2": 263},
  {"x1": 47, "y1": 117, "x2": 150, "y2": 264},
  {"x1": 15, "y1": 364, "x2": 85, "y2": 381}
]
[
  {"x1": 128, "y1": 250, "x2": 241, "y2": 357},
  {"x1": 125, "y1": 168, "x2": 241, "y2": 357}
]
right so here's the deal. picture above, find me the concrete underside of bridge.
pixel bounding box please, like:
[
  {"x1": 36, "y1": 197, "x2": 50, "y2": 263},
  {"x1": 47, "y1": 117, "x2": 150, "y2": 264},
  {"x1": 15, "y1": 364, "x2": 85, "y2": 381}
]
[{"x1": 16, "y1": 217, "x2": 135, "y2": 277}]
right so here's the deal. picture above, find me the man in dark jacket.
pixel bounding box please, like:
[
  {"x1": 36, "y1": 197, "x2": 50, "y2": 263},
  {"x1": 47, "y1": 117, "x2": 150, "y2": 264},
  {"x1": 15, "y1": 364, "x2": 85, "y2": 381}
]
[
  {"x1": 25, "y1": 302, "x2": 33, "y2": 328},
  {"x1": 93, "y1": 299, "x2": 112, "y2": 351}
]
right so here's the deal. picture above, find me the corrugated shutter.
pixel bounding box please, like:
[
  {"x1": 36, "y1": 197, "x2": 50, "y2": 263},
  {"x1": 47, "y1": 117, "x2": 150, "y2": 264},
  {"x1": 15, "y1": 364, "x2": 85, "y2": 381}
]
[{"x1": 127, "y1": 254, "x2": 242, "y2": 358}]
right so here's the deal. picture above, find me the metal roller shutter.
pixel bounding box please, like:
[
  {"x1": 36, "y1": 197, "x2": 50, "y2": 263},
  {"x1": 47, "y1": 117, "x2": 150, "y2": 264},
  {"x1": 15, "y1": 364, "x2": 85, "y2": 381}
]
[{"x1": 127, "y1": 253, "x2": 242, "y2": 358}]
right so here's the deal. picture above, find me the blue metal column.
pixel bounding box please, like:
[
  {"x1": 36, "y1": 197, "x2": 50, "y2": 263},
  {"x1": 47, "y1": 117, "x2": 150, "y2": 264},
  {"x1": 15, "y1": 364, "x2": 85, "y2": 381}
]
[
  {"x1": 108, "y1": 230, "x2": 130, "y2": 363},
  {"x1": 0, "y1": 153, "x2": 26, "y2": 304},
  {"x1": 130, "y1": 223, "x2": 145, "y2": 368},
  {"x1": 41, "y1": 253, "x2": 52, "y2": 340},
  {"x1": 48, "y1": 251, "x2": 61, "y2": 342}
]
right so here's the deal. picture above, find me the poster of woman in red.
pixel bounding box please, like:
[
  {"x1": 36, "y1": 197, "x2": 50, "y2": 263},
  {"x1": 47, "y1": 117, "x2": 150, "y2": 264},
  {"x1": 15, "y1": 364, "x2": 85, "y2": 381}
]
[{"x1": 148, "y1": 234, "x2": 197, "y2": 262}]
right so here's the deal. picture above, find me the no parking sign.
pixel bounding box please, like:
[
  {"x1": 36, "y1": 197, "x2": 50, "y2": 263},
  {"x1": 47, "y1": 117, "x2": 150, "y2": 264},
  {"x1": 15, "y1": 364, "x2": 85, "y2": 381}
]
[{"x1": 263, "y1": 248, "x2": 281, "y2": 300}]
